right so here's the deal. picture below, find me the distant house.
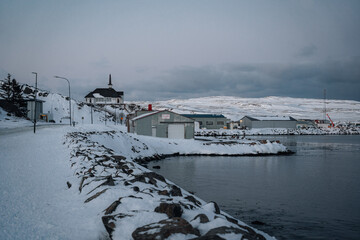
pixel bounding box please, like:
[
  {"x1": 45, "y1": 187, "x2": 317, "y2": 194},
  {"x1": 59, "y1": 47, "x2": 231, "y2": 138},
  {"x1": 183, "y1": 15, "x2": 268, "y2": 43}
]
[
  {"x1": 26, "y1": 99, "x2": 44, "y2": 121},
  {"x1": 296, "y1": 119, "x2": 316, "y2": 129},
  {"x1": 85, "y1": 74, "x2": 124, "y2": 105},
  {"x1": 229, "y1": 121, "x2": 240, "y2": 130},
  {"x1": 240, "y1": 116, "x2": 297, "y2": 129},
  {"x1": 314, "y1": 119, "x2": 331, "y2": 128},
  {"x1": 129, "y1": 110, "x2": 195, "y2": 139},
  {"x1": 181, "y1": 114, "x2": 228, "y2": 129}
]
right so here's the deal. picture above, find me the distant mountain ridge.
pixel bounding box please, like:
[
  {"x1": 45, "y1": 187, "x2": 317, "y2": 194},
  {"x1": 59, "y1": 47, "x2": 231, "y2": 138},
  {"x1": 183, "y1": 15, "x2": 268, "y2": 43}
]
[{"x1": 130, "y1": 96, "x2": 360, "y2": 122}]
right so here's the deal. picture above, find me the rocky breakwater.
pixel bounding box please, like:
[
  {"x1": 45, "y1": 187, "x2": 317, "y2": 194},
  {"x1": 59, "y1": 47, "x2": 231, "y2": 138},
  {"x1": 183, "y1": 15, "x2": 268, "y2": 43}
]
[{"x1": 64, "y1": 130, "x2": 284, "y2": 239}]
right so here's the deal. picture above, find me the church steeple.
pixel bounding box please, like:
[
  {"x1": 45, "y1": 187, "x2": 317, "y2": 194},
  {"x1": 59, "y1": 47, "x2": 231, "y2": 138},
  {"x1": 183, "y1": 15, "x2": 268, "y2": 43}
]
[{"x1": 108, "y1": 74, "x2": 113, "y2": 88}]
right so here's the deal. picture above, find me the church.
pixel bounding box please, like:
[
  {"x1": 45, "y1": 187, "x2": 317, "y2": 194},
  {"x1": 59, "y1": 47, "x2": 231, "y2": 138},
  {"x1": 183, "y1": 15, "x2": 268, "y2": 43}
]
[{"x1": 85, "y1": 74, "x2": 124, "y2": 105}]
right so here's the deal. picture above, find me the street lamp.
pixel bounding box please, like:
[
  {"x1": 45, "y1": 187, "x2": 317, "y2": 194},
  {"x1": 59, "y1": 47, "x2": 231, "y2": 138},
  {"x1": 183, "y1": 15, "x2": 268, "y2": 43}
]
[
  {"x1": 32, "y1": 72, "x2": 37, "y2": 133},
  {"x1": 54, "y1": 76, "x2": 72, "y2": 126}
]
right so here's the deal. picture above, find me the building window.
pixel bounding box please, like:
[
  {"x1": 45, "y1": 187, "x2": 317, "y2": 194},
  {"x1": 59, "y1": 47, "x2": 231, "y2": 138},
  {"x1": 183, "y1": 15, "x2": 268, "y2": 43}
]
[
  {"x1": 117, "y1": 98, "x2": 120, "y2": 103},
  {"x1": 217, "y1": 121, "x2": 224, "y2": 125},
  {"x1": 206, "y1": 121, "x2": 213, "y2": 125}
]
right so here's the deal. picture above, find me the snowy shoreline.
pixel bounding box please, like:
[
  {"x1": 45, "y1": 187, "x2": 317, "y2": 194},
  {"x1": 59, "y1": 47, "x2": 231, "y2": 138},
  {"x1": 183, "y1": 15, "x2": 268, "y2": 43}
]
[
  {"x1": 64, "y1": 126, "x2": 288, "y2": 239},
  {"x1": 196, "y1": 127, "x2": 360, "y2": 137},
  {"x1": 133, "y1": 150, "x2": 294, "y2": 168}
]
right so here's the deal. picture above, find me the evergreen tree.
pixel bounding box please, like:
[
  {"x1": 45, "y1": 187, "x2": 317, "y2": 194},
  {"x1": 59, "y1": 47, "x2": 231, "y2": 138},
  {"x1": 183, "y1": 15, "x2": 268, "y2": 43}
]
[
  {"x1": 0, "y1": 74, "x2": 26, "y2": 117},
  {"x1": 11, "y1": 78, "x2": 24, "y2": 104},
  {"x1": 0, "y1": 74, "x2": 12, "y2": 100}
]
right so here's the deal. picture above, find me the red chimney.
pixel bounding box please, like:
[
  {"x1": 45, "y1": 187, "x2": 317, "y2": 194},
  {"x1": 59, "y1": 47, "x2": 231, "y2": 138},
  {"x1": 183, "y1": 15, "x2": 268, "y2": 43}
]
[{"x1": 148, "y1": 104, "x2": 152, "y2": 111}]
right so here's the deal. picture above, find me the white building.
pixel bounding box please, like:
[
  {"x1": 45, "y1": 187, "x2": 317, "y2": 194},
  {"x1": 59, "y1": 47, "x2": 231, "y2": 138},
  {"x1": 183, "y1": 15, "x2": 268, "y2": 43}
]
[{"x1": 85, "y1": 74, "x2": 124, "y2": 105}]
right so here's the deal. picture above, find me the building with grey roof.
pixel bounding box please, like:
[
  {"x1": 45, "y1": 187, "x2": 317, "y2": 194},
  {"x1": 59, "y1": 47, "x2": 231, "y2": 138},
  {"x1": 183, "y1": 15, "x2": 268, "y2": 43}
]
[
  {"x1": 240, "y1": 116, "x2": 297, "y2": 129},
  {"x1": 182, "y1": 114, "x2": 228, "y2": 129},
  {"x1": 129, "y1": 110, "x2": 195, "y2": 139}
]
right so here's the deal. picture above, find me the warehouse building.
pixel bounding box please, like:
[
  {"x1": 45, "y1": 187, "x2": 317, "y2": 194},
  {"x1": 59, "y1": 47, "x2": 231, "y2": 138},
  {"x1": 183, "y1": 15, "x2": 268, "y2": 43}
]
[
  {"x1": 181, "y1": 114, "x2": 228, "y2": 129},
  {"x1": 239, "y1": 116, "x2": 297, "y2": 129},
  {"x1": 129, "y1": 110, "x2": 195, "y2": 139}
]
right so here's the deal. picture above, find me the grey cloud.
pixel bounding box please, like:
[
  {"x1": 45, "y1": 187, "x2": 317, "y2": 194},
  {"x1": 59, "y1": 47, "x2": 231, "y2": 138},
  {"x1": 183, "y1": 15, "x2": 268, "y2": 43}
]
[
  {"x1": 124, "y1": 57, "x2": 360, "y2": 101},
  {"x1": 89, "y1": 58, "x2": 111, "y2": 69},
  {"x1": 298, "y1": 45, "x2": 317, "y2": 58}
]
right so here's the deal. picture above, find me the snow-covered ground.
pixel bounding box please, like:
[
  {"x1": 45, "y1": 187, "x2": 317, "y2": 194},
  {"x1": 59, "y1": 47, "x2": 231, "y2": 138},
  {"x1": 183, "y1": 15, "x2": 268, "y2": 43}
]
[
  {"x1": 0, "y1": 126, "x2": 107, "y2": 239},
  {"x1": 0, "y1": 123, "x2": 287, "y2": 239},
  {"x1": 131, "y1": 96, "x2": 360, "y2": 122}
]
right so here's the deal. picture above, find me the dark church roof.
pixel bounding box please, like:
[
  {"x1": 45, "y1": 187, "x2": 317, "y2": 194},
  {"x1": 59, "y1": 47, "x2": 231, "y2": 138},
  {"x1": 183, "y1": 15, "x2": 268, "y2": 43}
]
[
  {"x1": 85, "y1": 74, "x2": 123, "y2": 98},
  {"x1": 85, "y1": 88, "x2": 123, "y2": 98}
]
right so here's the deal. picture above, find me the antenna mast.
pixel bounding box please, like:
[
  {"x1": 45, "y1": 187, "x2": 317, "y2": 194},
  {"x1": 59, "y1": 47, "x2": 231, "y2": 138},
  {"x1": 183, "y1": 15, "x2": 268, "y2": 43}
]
[{"x1": 324, "y1": 89, "x2": 326, "y2": 122}]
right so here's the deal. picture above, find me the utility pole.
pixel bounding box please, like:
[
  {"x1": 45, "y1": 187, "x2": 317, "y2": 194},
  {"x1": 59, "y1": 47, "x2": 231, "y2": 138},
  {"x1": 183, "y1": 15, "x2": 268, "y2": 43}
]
[
  {"x1": 91, "y1": 104, "x2": 93, "y2": 124},
  {"x1": 54, "y1": 76, "x2": 72, "y2": 126},
  {"x1": 32, "y1": 72, "x2": 37, "y2": 133}
]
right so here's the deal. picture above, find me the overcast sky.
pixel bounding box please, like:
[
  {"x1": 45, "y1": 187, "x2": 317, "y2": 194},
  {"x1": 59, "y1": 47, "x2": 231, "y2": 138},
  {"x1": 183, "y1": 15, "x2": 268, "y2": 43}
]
[{"x1": 0, "y1": 0, "x2": 359, "y2": 101}]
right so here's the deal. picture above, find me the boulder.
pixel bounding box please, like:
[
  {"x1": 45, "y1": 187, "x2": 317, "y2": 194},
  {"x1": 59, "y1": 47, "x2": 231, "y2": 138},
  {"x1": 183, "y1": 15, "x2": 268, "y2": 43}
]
[
  {"x1": 102, "y1": 175, "x2": 115, "y2": 186},
  {"x1": 169, "y1": 185, "x2": 182, "y2": 197},
  {"x1": 158, "y1": 190, "x2": 169, "y2": 196},
  {"x1": 154, "y1": 202, "x2": 183, "y2": 218},
  {"x1": 84, "y1": 188, "x2": 108, "y2": 203},
  {"x1": 104, "y1": 199, "x2": 121, "y2": 215},
  {"x1": 131, "y1": 172, "x2": 167, "y2": 186},
  {"x1": 191, "y1": 214, "x2": 210, "y2": 224},
  {"x1": 185, "y1": 195, "x2": 202, "y2": 207},
  {"x1": 252, "y1": 220, "x2": 266, "y2": 226},
  {"x1": 202, "y1": 226, "x2": 266, "y2": 240},
  {"x1": 132, "y1": 217, "x2": 200, "y2": 240},
  {"x1": 203, "y1": 201, "x2": 220, "y2": 214},
  {"x1": 190, "y1": 235, "x2": 225, "y2": 240}
]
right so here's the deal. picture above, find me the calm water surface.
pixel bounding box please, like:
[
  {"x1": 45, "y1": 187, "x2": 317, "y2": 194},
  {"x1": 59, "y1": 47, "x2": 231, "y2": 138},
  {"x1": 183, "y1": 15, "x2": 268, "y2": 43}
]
[{"x1": 148, "y1": 135, "x2": 360, "y2": 240}]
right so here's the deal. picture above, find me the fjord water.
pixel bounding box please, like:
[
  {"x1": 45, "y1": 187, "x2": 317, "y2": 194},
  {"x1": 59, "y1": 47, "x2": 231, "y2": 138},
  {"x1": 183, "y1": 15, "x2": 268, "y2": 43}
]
[{"x1": 148, "y1": 135, "x2": 360, "y2": 239}]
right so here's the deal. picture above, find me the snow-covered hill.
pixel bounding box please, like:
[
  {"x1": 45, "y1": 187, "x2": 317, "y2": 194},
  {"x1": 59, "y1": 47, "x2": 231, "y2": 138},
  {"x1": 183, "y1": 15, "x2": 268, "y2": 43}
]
[
  {"x1": 130, "y1": 96, "x2": 360, "y2": 122},
  {"x1": 0, "y1": 83, "x2": 129, "y2": 128}
]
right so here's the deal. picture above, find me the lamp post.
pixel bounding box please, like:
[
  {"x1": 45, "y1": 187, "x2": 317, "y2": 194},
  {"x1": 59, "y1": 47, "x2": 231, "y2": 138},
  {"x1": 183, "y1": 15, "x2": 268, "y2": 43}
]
[
  {"x1": 54, "y1": 76, "x2": 72, "y2": 126},
  {"x1": 32, "y1": 72, "x2": 37, "y2": 133}
]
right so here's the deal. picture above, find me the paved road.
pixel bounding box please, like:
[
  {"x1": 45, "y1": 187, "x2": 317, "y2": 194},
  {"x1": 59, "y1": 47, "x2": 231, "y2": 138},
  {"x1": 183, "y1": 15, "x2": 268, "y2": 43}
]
[{"x1": 0, "y1": 124, "x2": 67, "y2": 136}]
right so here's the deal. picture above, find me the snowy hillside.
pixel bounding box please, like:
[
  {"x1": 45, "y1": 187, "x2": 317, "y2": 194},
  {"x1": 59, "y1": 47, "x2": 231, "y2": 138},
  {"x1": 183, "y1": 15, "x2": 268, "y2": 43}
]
[
  {"x1": 0, "y1": 83, "x2": 129, "y2": 128},
  {"x1": 130, "y1": 96, "x2": 360, "y2": 122}
]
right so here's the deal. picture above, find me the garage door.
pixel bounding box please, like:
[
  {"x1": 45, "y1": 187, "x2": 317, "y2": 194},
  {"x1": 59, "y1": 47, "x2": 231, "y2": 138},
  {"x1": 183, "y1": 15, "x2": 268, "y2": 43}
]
[{"x1": 168, "y1": 124, "x2": 185, "y2": 139}]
